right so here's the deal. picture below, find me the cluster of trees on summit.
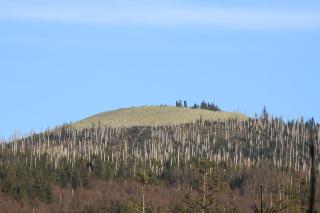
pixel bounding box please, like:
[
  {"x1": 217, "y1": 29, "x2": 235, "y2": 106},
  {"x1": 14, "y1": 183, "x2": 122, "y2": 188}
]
[{"x1": 175, "y1": 100, "x2": 221, "y2": 112}]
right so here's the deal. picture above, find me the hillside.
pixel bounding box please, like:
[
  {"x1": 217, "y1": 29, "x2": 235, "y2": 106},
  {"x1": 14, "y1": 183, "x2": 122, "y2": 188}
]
[
  {"x1": 73, "y1": 105, "x2": 247, "y2": 129},
  {"x1": 1, "y1": 107, "x2": 319, "y2": 212}
]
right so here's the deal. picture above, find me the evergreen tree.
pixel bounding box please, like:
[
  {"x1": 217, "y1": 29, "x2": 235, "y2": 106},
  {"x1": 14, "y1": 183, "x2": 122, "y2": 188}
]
[
  {"x1": 71, "y1": 170, "x2": 82, "y2": 190},
  {"x1": 59, "y1": 169, "x2": 68, "y2": 188},
  {"x1": 94, "y1": 158, "x2": 105, "y2": 179},
  {"x1": 308, "y1": 128, "x2": 317, "y2": 213},
  {"x1": 184, "y1": 100, "x2": 188, "y2": 108},
  {"x1": 261, "y1": 106, "x2": 269, "y2": 120},
  {"x1": 184, "y1": 159, "x2": 220, "y2": 213},
  {"x1": 200, "y1": 101, "x2": 207, "y2": 110},
  {"x1": 135, "y1": 171, "x2": 149, "y2": 213},
  {"x1": 192, "y1": 103, "x2": 199, "y2": 109},
  {"x1": 176, "y1": 100, "x2": 183, "y2": 107}
]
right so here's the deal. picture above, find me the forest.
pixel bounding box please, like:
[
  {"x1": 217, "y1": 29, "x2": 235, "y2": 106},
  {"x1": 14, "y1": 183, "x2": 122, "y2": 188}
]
[{"x1": 0, "y1": 106, "x2": 319, "y2": 212}]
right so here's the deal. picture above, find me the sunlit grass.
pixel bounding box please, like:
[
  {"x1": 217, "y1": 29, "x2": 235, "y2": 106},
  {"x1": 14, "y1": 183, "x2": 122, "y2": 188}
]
[{"x1": 73, "y1": 106, "x2": 248, "y2": 129}]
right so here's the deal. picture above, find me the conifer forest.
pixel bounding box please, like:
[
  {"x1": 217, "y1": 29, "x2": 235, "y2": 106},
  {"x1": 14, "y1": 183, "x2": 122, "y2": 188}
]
[{"x1": 0, "y1": 106, "x2": 319, "y2": 212}]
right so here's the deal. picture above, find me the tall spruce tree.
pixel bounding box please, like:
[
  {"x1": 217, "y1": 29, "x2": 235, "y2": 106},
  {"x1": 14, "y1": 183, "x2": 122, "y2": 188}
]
[
  {"x1": 184, "y1": 100, "x2": 188, "y2": 108},
  {"x1": 135, "y1": 171, "x2": 149, "y2": 213}
]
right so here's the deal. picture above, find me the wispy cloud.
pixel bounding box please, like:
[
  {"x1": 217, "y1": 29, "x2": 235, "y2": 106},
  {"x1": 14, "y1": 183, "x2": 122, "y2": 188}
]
[{"x1": 1, "y1": 1, "x2": 320, "y2": 30}]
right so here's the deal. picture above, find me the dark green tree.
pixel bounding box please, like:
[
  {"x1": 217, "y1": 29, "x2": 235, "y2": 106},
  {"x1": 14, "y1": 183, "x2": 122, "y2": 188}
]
[
  {"x1": 71, "y1": 170, "x2": 82, "y2": 190},
  {"x1": 135, "y1": 171, "x2": 149, "y2": 213},
  {"x1": 184, "y1": 100, "x2": 188, "y2": 108}
]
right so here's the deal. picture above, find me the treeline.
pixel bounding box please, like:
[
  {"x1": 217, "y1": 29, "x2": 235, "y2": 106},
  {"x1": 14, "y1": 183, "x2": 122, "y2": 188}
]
[{"x1": 175, "y1": 100, "x2": 221, "y2": 111}]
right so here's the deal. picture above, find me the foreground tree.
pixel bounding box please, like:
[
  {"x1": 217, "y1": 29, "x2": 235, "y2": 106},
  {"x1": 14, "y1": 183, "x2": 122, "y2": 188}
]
[
  {"x1": 184, "y1": 159, "x2": 220, "y2": 213},
  {"x1": 308, "y1": 124, "x2": 317, "y2": 213},
  {"x1": 135, "y1": 171, "x2": 149, "y2": 213}
]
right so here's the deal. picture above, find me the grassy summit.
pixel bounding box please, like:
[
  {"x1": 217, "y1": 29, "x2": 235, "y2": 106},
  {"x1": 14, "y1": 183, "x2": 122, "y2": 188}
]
[{"x1": 73, "y1": 106, "x2": 247, "y2": 129}]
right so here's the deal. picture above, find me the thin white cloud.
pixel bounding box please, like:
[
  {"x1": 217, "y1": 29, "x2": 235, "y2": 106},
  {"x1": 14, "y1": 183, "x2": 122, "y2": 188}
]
[{"x1": 0, "y1": 1, "x2": 320, "y2": 30}]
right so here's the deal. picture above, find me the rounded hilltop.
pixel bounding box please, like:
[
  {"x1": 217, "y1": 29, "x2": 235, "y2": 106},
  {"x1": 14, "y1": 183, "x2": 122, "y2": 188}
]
[{"x1": 73, "y1": 105, "x2": 247, "y2": 129}]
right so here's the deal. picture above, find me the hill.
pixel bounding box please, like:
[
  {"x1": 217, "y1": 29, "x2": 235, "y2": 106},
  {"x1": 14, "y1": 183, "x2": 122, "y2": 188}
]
[
  {"x1": 73, "y1": 105, "x2": 247, "y2": 129},
  {"x1": 1, "y1": 106, "x2": 318, "y2": 212}
]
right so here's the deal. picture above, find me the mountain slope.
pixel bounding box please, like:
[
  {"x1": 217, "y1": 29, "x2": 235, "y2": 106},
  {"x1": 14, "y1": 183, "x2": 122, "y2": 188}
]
[{"x1": 73, "y1": 105, "x2": 247, "y2": 129}]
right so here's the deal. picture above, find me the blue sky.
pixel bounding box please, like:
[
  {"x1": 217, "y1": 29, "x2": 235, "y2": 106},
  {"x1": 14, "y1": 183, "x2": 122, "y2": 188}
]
[{"x1": 1, "y1": 0, "x2": 320, "y2": 138}]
